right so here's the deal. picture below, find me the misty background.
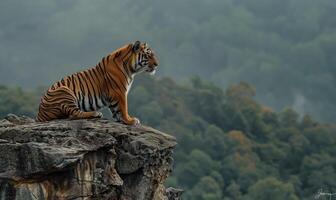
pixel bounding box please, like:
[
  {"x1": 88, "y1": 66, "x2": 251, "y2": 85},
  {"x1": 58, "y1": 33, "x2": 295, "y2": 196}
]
[
  {"x1": 0, "y1": 0, "x2": 335, "y2": 121},
  {"x1": 2, "y1": 1, "x2": 336, "y2": 199}
]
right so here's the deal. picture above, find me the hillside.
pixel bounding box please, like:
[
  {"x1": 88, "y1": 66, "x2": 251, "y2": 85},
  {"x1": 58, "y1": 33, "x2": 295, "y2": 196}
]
[{"x1": 0, "y1": 76, "x2": 335, "y2": 199}]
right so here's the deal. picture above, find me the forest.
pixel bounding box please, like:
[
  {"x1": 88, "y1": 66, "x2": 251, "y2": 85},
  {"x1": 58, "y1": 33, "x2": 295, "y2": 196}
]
[
  {"x1": 0, "y1": 0, "x2": 335, "y2": 122},
  {"x1": 1, "y1": 76, "x2": 335, "y2": 200}
]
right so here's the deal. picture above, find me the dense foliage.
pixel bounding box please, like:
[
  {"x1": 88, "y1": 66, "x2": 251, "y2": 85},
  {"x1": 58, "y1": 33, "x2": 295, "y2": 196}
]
[
  {"x1": 1, "y1": 76, "x2": 335, "y2": 199},
  {"x1": 0, "y1": 0, "x2": 335, "y2": 121},
  {"x1": 0, "y1": 85, "x2": 40, "y2": 118}
]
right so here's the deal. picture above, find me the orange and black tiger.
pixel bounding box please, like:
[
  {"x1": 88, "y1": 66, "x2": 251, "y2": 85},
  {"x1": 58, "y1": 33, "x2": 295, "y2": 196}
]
[{"x1": 36, "y1": 41, "x2": 159, "y2": 125}]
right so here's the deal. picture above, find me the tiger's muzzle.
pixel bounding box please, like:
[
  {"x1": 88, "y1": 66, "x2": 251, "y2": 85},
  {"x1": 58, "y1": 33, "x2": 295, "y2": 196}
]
[{"x1": 146, "y1": 58, "x2": 158, "y2": 72}]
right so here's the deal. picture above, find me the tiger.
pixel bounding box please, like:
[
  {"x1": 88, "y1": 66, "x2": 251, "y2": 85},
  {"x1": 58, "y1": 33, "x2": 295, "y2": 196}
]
[{"x1": 36, "y1": 41, "x2": 159, "y2": 125}]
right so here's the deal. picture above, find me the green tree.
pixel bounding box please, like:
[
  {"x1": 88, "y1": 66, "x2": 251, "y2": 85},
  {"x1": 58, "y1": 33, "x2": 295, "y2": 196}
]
[
  {"x1": 246, "y1": 177, "x2": 299, "y2": 200},
  {"x1": 226, "y1": 181, "x2": 242, "y2": 200},
  {"x1": 0, "y1": 85, "x2": 38, "y2": 118},
  {"x1": 189, "y1": 176, "x2": 222, "y2": 200}
]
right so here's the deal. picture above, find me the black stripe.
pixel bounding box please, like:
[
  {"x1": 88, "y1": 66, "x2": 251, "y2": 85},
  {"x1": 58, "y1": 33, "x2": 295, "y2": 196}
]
[
  {"x1": 123, "y1": 62, "x2": 132, "y2": 78},
  {"x1": 47, "y1": 108, "x2": 60, "y2": 116},
  {"x1": 113, "y1": 53, "x2": 130, "y2": 85},
  {"x1": 82, "y1": 72, "x2": 94, "y2": 111},
  {"x1": 91, "y1": 68, "x2": 103, "y2": 92},
  {"x1": 88, "y1": 70, "x2": 102, "y2": 108},
  {"x1": 102, "y1": 72, "x2": 111, "y2": 96},
  {"x1": 120, "y1": 47, "x2": 134, "y2": 75},
  {"x1": 106, "y1": 73, "x2": 126, "y2": 91},
  {"x1": 45, "y1": 96, "x2": 75, "y2": 102},
  {"x1": 83, "y1": 70, "x2": 96, "y2": 111},
  {"x1": 70, "y1": 74, "x2": 77, "y2": 99},
  {"x1": 103, "y1": 56, "x2": 109, "y2": 67},
  {"x1": 94, "y1": 65, "x2": 107, "y2": 103},
  {"x1": 77, "y1": 73, "x2": 87, "y2": 111},
  {"x1": 118, "y1": 63, "x2": 130, "y2": 84},
  {"x1": 121, "y1": 47, "x2": 133, "y2": 61},
  {"x1": 115, "y1": 51, "x2": 121, "y2": 57},
  {"x1": 66, "y1": 78, "x2": 70, "y2": 87},
  {"x1": 39, "y1": 112, "x2": 49, "y2": 121},
  {"x1": 98, "y1": 62, "x2": 104, "y2": 71},
  {"x1": 97, "y1": 63, "x2": 105, "y2": 76}
]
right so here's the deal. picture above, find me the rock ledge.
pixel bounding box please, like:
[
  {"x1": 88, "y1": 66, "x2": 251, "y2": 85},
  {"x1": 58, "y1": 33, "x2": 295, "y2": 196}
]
[{"x1": 0, "y1": 115, "x2": 181, "y2": 200}]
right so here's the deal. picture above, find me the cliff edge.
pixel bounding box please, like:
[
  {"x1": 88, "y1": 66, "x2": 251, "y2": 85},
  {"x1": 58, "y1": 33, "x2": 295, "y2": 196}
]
[{"x1": 0, "y1": 114, "x2": 182, "y2": 200}]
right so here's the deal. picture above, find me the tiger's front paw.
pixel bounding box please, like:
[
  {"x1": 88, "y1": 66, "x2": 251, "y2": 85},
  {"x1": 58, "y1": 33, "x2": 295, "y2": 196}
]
[
  {"x1": 93, "y1": 111, "x2": 103, "y2": 118},
  {"x1": 122, "y1": 116, "x2": 140, "y2": 126},
  {"x1": 132, "y1": 117, "x2": 140, "y2": 126}
]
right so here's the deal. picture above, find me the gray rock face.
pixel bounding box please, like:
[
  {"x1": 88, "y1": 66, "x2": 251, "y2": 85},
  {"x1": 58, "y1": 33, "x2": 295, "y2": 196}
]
[{"x1": 0, "y1": 115, "x2": 182, "y2": 200}]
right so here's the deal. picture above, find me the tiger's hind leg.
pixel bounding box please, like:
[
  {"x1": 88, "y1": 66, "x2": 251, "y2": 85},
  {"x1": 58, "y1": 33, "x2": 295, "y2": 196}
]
[
  {"x1": 65, "y1": 106, "x2": 103, "y2": 120},
  {"x1": 41, "y1": 86, "x2": 102, "y2": 121},
  {"x1": 37, "y1": 86, "x2": 73, "y2": 122},
  {"x1": 59, "y1": 99, "x2": 103, "y2": 120}
]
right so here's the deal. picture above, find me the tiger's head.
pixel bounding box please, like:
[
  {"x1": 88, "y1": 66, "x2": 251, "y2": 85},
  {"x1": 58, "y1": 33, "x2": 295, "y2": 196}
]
[{"x1": 132, "y1": 41, "x2": 159, "y2": 75}]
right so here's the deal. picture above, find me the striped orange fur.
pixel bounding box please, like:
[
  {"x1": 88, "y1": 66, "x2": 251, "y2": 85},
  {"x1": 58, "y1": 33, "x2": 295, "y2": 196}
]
[{"x1": 36, "y1": 41, "x2": 159, "y2": 125}]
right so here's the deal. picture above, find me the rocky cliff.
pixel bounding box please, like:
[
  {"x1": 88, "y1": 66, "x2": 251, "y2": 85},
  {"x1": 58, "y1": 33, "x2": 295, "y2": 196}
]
[{"x1": 0, "y1": 114, "x2": 182, "y2": 200}]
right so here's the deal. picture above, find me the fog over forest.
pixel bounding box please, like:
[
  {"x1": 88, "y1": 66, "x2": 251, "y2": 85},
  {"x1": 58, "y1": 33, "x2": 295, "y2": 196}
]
[{"x1": 0, "y1": 0, "x2": 335, "y2": 122}]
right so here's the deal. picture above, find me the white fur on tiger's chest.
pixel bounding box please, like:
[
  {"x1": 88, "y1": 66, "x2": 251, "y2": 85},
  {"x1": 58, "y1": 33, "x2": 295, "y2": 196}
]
[{"x1": 126, "y1": 79, "x2": 133, "y2": 95}]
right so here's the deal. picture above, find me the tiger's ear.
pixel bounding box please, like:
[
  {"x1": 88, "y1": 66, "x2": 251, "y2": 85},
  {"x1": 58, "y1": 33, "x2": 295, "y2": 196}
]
[{"x1": 132, "y1": 41, "x2": 141, "y2": 53}]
